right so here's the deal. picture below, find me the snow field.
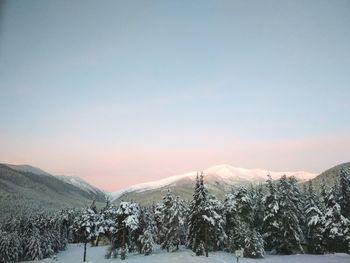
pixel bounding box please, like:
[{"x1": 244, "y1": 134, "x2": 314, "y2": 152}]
[{"x1": 24, "y1": 244, "x2": 350, "y2": 263}]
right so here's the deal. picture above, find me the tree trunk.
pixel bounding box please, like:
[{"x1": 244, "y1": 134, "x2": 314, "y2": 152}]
[
  {"x1": 96, "y1": 236, "x2": 100, "y2": 246},
  {"x1": 66, "y1": 226, "x2": 69, "y2": 242},
  {"x1": 121, "y1": 227, "x2": 126, "y2": 260},
  {"x1": 122, "y1": 228, "x2": 125, "y2": 250},
  {"x1": 83, "y1": 242, "x2": 87, "y2": 262},
  {"x1": 205, "y1": 224, "x2": 208, "y2": 257}
]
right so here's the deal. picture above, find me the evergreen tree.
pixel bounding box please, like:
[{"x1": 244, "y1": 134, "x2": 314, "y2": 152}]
[
  {"x1": 235, "y1": 186, "x2": 253, "y2": 225},
  {"x1": 276, "y1": 175, "x2": 304, "y2": 254},
  {"x1": 263, "y1": 174, "x2": 280, "y2": 251},
  {"x1": 72, "y1": 208, "x2": 98, "y2": 262},
  {"x1": 187, "y1": 173, "x2": 201, "y2": 250},
  {"x1": 138, "y1": 226, "x2": 155, "y2": 255},
  {"x1": 252, "y1": 184, "x2": 265, "y2": 233},
  {"x1": 101, "y1": 205, "x2": 119, "y2": 259},
  {"x1": 0, "y1": 231, "x2": 22, "y2": 263},
  {"x1": 322, "y1": 186, "x2": 349, "y2": 252},
  {"x1": 233, "y1": 186, "x2": 253, "y2": 248},
  {"x1": 304, "y1": 180, "x2": 324, "y2": 254},
  {"x1": 178, "y1": 199, "x2": 189, "y2": 245},
  {"x1": 204, "y1": 195, "x2": 226, "y2": 251},
  {"x1": 114, "y1": 202, "x2": 140, "y2": 260},
  {"x1": 187, "y1": 172, "x2": 220, "y2": 257},
  {"x1": 23, "y1": 225, "x2": 43, "y2": 261},
  {"x1": 94, "y1": 200, "x2": 112, "y2": 247},
  {"x1": 339, "y1": 169, "x2": 350, "y2": 219},
  {"x1": 244, "y1": 229, "x2": 265, "y2": 258},
  {"x1": 132, "y1": 206, "x2": 149, "y2": 254},
  {"x1": 320, "y1": 179, "x2": 328, "y2": 211},
  {"x1": 223, "y1": 191, "x2": 238, "y2": 252},
  {"x1": 154, "y1": 202, "x2": 165, "y2": 244},
  {"x1": 161, "y1": 190, "x2": 181, "y2": 252}
]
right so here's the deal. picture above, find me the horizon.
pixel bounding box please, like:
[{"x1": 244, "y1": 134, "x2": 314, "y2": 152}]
[
  {"x1": 1, "y1": 0, "x2": 350, "y2": 191},
  {"x1": 1, "y1": 161, "x2": 337, "y2": 192}
]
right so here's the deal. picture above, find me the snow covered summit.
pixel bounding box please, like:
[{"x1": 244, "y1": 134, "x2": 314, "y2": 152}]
[{"x1": 110, "y1": 164, "x2": 316, "y2": 203}]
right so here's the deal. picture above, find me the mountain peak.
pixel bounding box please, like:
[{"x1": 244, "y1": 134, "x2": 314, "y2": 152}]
[{"x1": 110, "y1": 164, "x2": 317, "y2": 202}]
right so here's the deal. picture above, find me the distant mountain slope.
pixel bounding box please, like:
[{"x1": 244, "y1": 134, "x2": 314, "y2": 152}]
[
  {"x1": 0, "y1": 164, "x2": 106, "y2": 220},
  {"x1": 111, "y1": 164, "x2": 317, "y2": 204},
  {"x1": 3, "y1": 162, "x2": 345, "y2": 214},
  {"x1": 310, "y1": 162, "x2": 350, "y2": 191},
  {"x1": 57, "y1": 175, "x2": 106, "y2": 196},
  {"x1": 3, "y1": 163, "x2": 52, "y2": 176}
]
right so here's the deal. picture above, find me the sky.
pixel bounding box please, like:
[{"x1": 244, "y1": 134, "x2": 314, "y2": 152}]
[{"x1": 0, "y1": 0, "x2": 349, "y2": 191}]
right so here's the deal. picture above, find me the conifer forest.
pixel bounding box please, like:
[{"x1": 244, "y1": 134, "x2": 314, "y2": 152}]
[{"x1": 1, "y1": 170, "x2": 350, "y2": 263}]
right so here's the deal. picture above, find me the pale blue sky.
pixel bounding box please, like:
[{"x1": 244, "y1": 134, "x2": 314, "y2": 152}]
[{"x1": 0, "y1": 1, "x2": 349, "y2": 190}]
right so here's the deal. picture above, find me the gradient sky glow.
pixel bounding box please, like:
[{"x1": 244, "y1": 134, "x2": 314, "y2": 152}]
[{"x1": 0, "y1": 0, "x2": 350, "y2": 191}]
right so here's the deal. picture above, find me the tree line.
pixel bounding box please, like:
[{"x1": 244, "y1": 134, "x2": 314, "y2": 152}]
[{"x1": 1, "y1": 169, "x2": 349, "y2": 262}]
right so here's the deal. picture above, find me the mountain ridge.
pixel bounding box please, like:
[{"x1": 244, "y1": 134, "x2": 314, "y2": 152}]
[
  {"x1": 2, "y1": 162, "x2": 348, "y2": 207},
  {"x1": 0, "y1": 163, "x2": 106, "y2": 220},
  {"x1": 110, "y1": 164, "x2": 317, "y2": 203}
]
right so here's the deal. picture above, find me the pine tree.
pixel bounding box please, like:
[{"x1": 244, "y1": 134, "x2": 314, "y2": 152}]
[
  {"x1": 252, "y1": 184, "x2": 265, "y2": 233},
  {"x1": 263, "y1": 174, "x2": 280, "y2": 251},
  {"x1": 304, "y1": 180, "x2": 324, "y2": 254},
  {"x1": 187, "y1": 172, "x2": 218, "y2": 257},
  {"x1": 235, "y1": 186, "x2": 253, "y2": 225},
  {"x1": 204, "y1": 195, "x2": 226, "y2": 251},
  {"x1": 339, "y1": 169, "x2": 350, "y2": 219},
  {"x1": 178, "y1": 199, "x2": 189, "y2": 245},
  {"x1": 133, "y1": 206, "x2": 149, "y2": 254},
  {"x1": 320, "y1": 179, "x2": 328, "y2": 211},
  {"x1": 154, "y1": 202, "x2": 165, "y2": 244},
  {"x1": 94, "y1": 200, "x2": 112, "y2": 247},
  {"x1": 187, "y1": 173, "x2": 201, "y2": 250},
  {"x1": 244, "y1": 229, "x2": 265, "y2": 258},
  {"x1": 0, "y1": 231, "x2": 22, "y2": 263},
  {"x1": 276, "y1": 175, "x2": 304, "y2": 254},
  {"x1": 223, "y1": 191, "x2": 238, "y2": 252},
  {"x1": 101, "y1": 205, "x2": 119, "y2": 259},
  {"x1": 138, "y1": 226, "x2": 155, "y2": 255},
  {"x1": 322, "y1": 186, "x2": 349, "y2": 252},
  {"x1": 161, "y1": 190, "x2": 181, "y2": 252},
  {"x1": 115, "y1": 202, "x2": 140, "y2": 260},
  {"x1": 72, "y1": 208, "x2": 98, "y2": 262},
  {"x1": 233, "y1": 186, "x2": 253, "y2": 248},
  {"x1": 23, "y1": 225, "x2": 43, "y2": 261}
]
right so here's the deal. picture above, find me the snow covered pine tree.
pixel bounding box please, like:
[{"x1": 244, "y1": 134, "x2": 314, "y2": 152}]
[
  {"x1": 187, "y1": 172, "x2": 225, "y2": 257},
  {"x1": 244, "y1": 229, "x2": 264, "y2": 258},
  {"x1": 263, "y1": 174, "x2": 280, "y2": 251},
  {"x1": 275, "y1": 175, "x2": 304, "y2": 254},
  {"x1": 304, "y1": 180, "x2": 324, "y2": 254},
  {"x1": 115, "y1": 202, "x2": 140, "y2": 260},
  {"x1": 138, "y1": 226, "x2": 155, "y2": 255},
  {"x1": 72, "y1": 208, "x2": 98, "y2": 262},
  {"x1": 187, "y1": 172, "x2": 209, "y2": 256},
  {"x1": 322, "y1": 185, "x2": 349, "y2": 252},
  {"x1": 160, "y1": 189, "x2": 181, "y2": 252}
]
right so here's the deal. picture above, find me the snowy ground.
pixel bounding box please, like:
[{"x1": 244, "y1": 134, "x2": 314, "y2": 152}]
[{"x1": 24, "y1": 244, "x2": 350, "y2": 263}]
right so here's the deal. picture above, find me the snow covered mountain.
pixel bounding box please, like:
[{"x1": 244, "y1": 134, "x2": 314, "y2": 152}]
[
  {"x1": 3, "y1": 163, "x2": 105, "y2": 198},
  {"x1": 110, "y1": 164, "x2": 317, "y2": 203},
  {"x1": 57, "y1": 175, "x2": 105, "y2": 196},
  {"x1": 3, "y1": 163, "x2": 52, "y2": 176},
  {"x1": 0, "y1": 163, "x2": 106, "y2": 218}
]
